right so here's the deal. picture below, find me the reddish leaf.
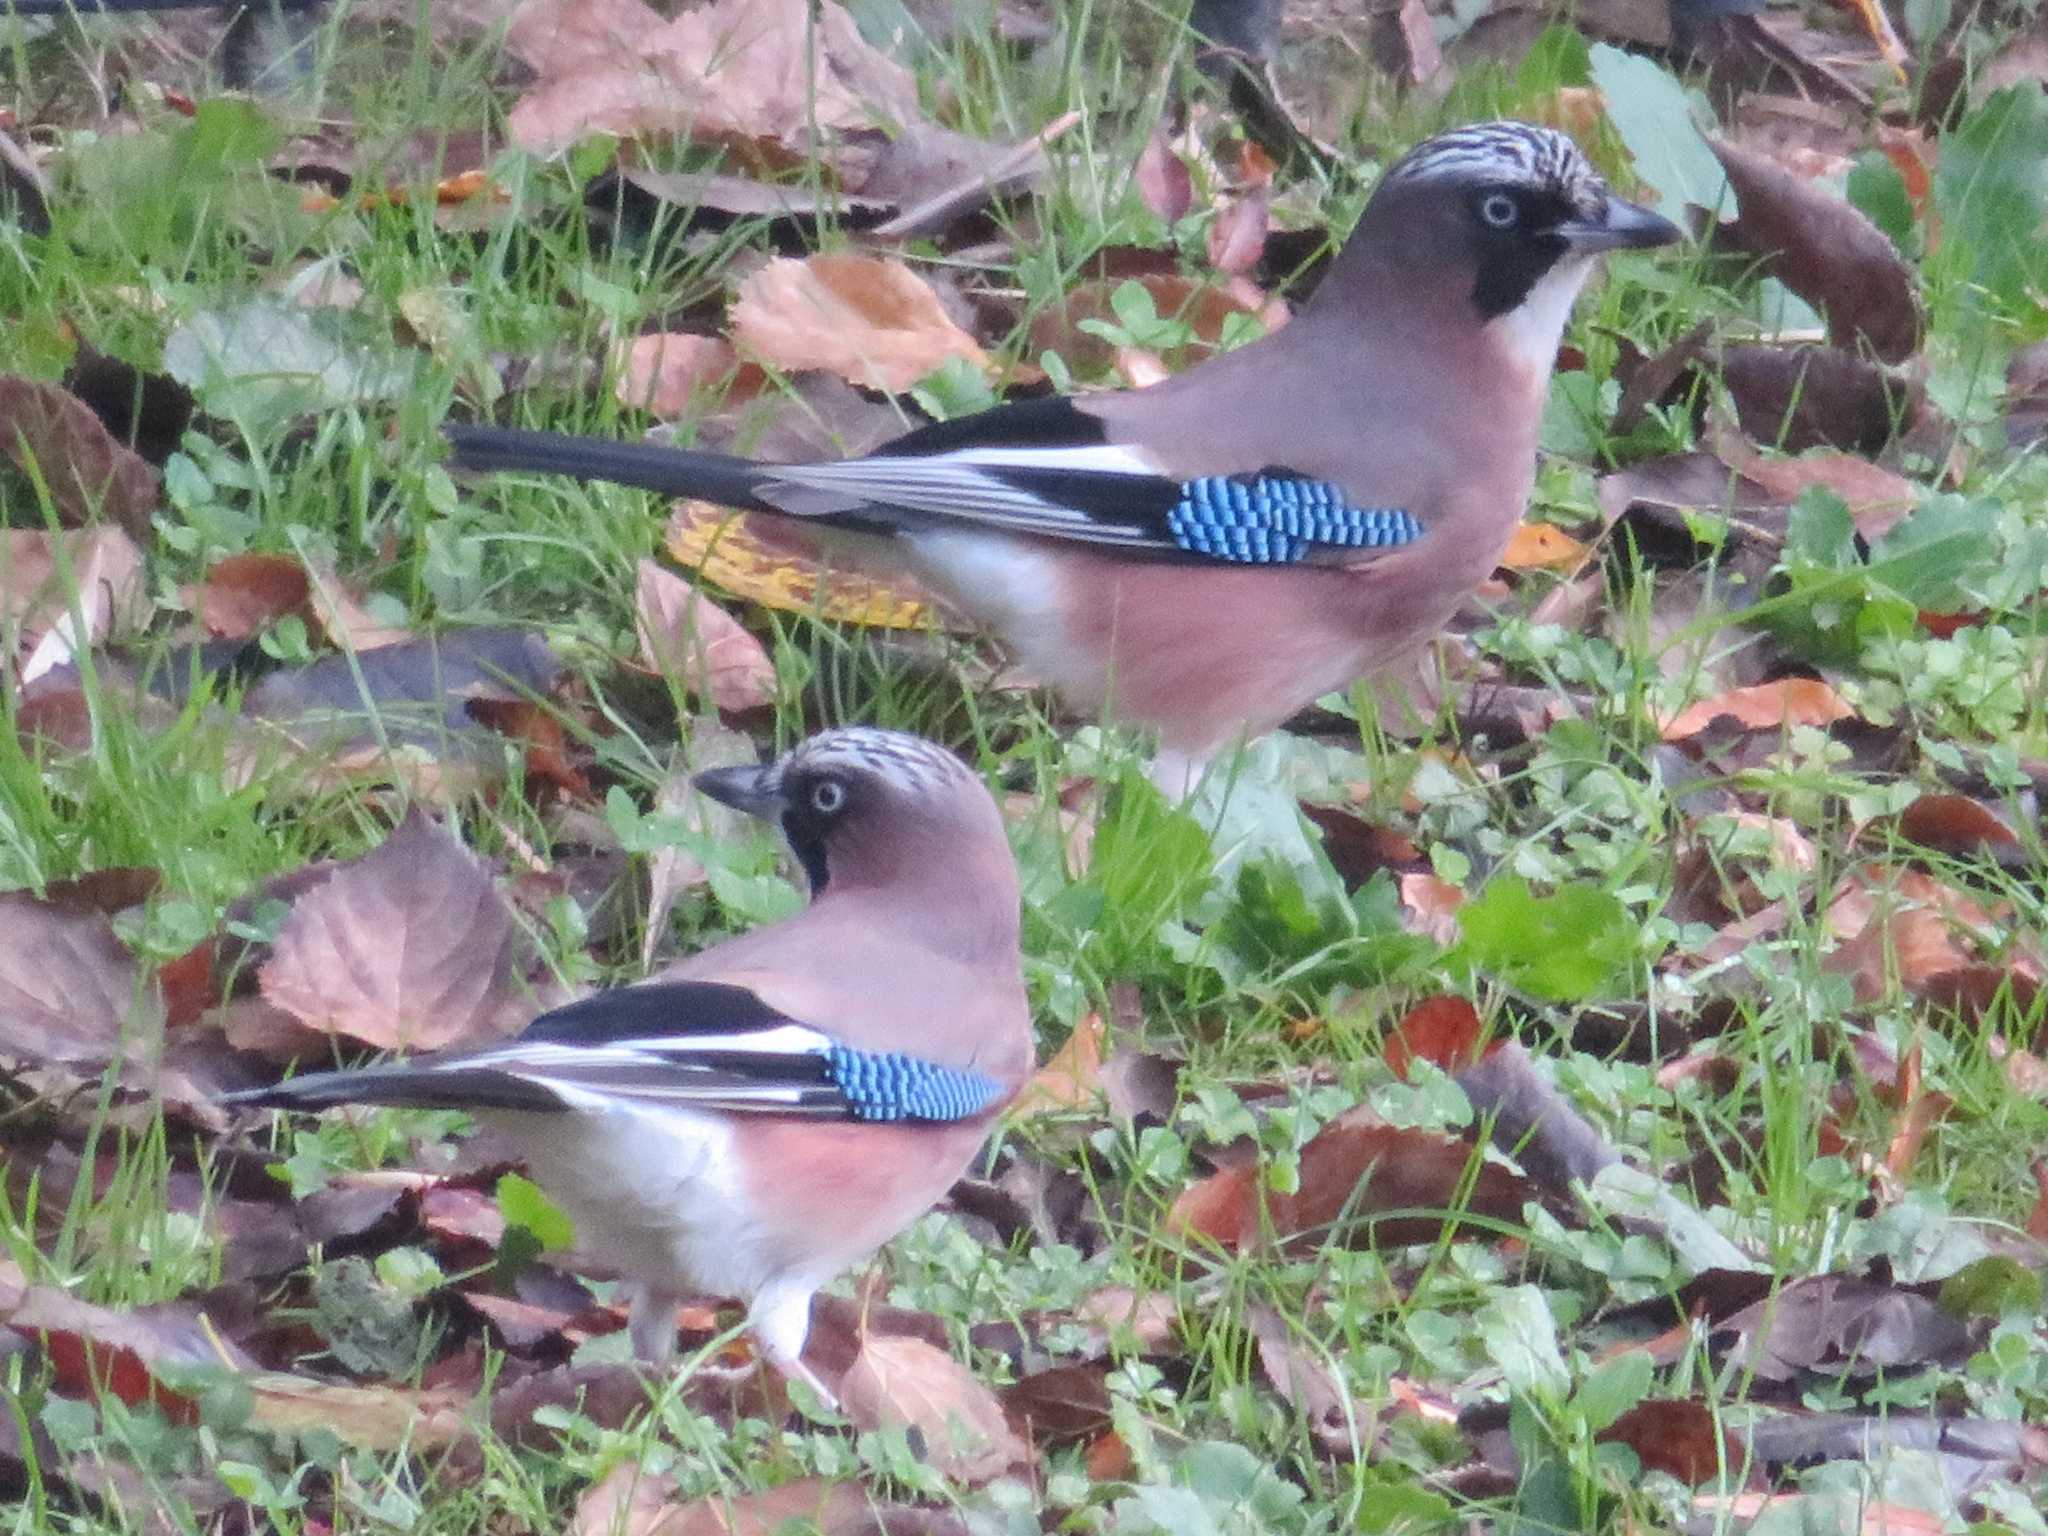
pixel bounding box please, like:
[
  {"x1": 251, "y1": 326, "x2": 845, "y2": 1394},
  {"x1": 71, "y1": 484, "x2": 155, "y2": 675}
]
[
  {"x1": 1661, "y1": 678, "x2": 1854, "y2": 740},
  {"x1": 1894, "y1": 794, "x2": 2023, "y2": 861},
  {"x1": 1134, "y1": 129, "x2": 1192, "y2": 225},
  {"x1": 7, "y1": 1288, "x2": 256, "y2": 1423},
  {"x1": 257, "y1": 812, "x2": 532, "y2": 1053},
  {"x1": 465, "y1": 697, "x2": 593, "y2": 801},
  {"x1": 613, "y1": 333, "x2": 763, "y2": 419},
  {"x1": 1384, "y1": 996, "x2": 1486, "y2": 1078},
  {"x1": 1206, "y1": 186, "x2": 1268, "y2": 274},
  {"x1": 0, "y1": 892, "x2": 162, "y2": 1068},
  {"x1": 1598, "y1": 1398, "x2": 1736, "y2": 1484},
  {"x1": 185, "y1": 552, "x2": 313, "y2": 639}
]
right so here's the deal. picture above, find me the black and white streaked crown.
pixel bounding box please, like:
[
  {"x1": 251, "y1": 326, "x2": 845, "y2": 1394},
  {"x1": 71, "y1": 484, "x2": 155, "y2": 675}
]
[
  {"x1": 1382, "y1": 121, "x2": 1607, "y2": 218},
  {"x1": 781, "y1": 727, "x2": 977, "y2": 797}
]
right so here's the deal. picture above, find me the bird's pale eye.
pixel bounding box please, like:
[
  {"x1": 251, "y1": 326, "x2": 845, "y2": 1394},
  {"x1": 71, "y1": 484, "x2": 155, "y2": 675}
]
[
  {"x1": 810, "y1": 779, "x2": 848, "y2": 815},
  {"x1": 1478, "y1": 191, "x2": 1519, "y2": 229}
]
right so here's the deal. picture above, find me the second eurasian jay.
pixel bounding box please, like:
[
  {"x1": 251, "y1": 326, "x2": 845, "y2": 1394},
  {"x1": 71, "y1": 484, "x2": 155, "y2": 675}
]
[
  {"x1": 225, "y1": 728, "x2": 1032, "y2": 1403},
  {"x1": 447, "y1": 122, "x2": 1681, "y2": 791}
]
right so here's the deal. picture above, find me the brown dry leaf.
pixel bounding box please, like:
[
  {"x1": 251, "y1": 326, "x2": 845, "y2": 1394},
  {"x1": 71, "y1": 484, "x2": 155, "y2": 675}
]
[
  {"x1": 2028, "y1": 1162, "x2": 2048, "y2": 1242},
  {"x1": 574, "y1": 1468, "x2": 873, "y2": 1536},
  {"x1": 184, "y1": 552, "x2": 312, "y2": 639},
  {"x1": 1207, "y1": 186, "x2": 1269, "y2": 275},
  {"x1": 664, "y1": 500, "x2": 945, "y2": 630},
  {"x1": 1598, "y1": 1398, "x2": 1736, "y2": 1485},
  {"x1": 1823, "y1": 865, "x2": 2043, "y2": 1011},
  {"x1": 614, "y1": 334, "x2": 764, "y2": 419},
  {"x1": 7, "y1": 1287, "x2": 254, "y2": 1422},
  {"x1": 1396, "y1": 873, "x2": 1464, "y2": 945},
  {"x1": 1712, "y1": 1273, "x2": 1977, "y2": 1381},
  {"x1": 245, "y1": 1374, "x2": 471, "y2": 1451},
  {"x1": 1134, "y1": 129, "x2": 1192, "y2": 225},
  {"x1": 635, "y1": 558, "x2": 778, "y2": 712},
  {"x1": 0, "y1": 891, "x2": 163, "y2": 1069},
  {"x1": 1709, "y1": 429, "x2": 1920, "y2": 542},
  {"x1": 1, "y1": 527, "x2": 149, "y2": 686},
  {"x1": 838, "y1": 1333, "x2": 1028, "y2": 1485},
  {"x1": 1717, "y1": 344, "x2": 1911, "y2": 454},
  {"x1": 1880, "y1": 1040, "x2": 1950, "y2": 1181},
  {"x1": 1894, "y1": 793, "x2": 2023, "y2": 861},
  {"x1": 301, "y1": 557, "x2": 412, "y2": 651},
  {"x1": 1167, "y1": 1110, "x2": 1533, "y2": 1253},
  {"x1": 730, "y1": 254, "x2": 987, "y2": 394},
  {"x1": 1500, "y1": 520, "x2": 1591, "y2": 572},
  {"x1": 506, "y1": 0, "x2": 920, "y2": 161},
  {"x1": 1661, "y1": 677, "x2": 1855, "y2": 740},
  {"x1": 1004, "y1": 1363, "x2": 1113, "y2": 1448},
  {"x1": 1383, "y1": 996, "x2": 1486, "y2": 1078},
  {"x1": 1709, "y1": 137, "x2": 1922, "y2": 363},
  {"x1": 0, "y1": 375, "x2": 159, "y2": 534},
  {"x1": 1010, "y1": 1010, "x2": 1104, "y2": 1118},
  {"x1": 257, "y1": 811, "x2": 532, "y2": 1052}
]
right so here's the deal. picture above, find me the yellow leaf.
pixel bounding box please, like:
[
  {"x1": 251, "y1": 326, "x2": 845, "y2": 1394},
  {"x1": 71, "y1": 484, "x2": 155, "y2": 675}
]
[
  {"x1": 662, "y1": 501, "x2": 950, "y2": 631},
  {"x1": 1500, "y1": 520, "x2": 1591, "y2": 571}
]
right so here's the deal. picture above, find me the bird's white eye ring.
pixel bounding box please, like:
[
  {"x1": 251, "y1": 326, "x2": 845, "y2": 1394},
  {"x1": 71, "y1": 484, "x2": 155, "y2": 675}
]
[
  {"x1": 1479, "y1": 192, "x2": 1518, "y2": 229},
  {"x1": 810, "y1": 779, "x2": 847, "y2": 815}
]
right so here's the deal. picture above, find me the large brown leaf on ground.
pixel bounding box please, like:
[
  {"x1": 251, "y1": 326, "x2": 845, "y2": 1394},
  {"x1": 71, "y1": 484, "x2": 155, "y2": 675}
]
[
  {"x1": 838, "y1": 1332, "x2": 1029, "y2": 1485},
  {"x1": 257, "y1": 811, "x2": 532, "y2": 1052},
  {"x1": 1168, "y1": 1110, "x2": 1534, "y2": 1252},
  {"x1": 1661, "y1": 677, "x2": 1854, "y2": 740},
  {"x1": 0, "y1": 375, "x2": 159, "y2": 534},
  {"x1": 730, "y1": 254, "x2": 988, "y2": 394},
  {"x1": 506, "y1": 0, "x2": 920, "y2": 163},
  {"x1": 0, "y1": 892, "x2": 161, "y2": 1070}
]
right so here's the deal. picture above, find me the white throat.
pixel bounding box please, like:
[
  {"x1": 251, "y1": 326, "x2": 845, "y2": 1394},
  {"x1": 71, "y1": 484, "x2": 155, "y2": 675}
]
[{"x1": 1490, "y1": 255, "x2": 1594, "y2": 378}]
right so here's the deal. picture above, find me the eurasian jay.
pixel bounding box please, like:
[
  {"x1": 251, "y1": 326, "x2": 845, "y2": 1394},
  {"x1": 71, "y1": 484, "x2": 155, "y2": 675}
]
[
  {"x1": 225, "y1": 727, "x2": 1032, "y2": 1403},
  {"x1": 446, "y1": 122, "x2": 1681, "y2": 791}
]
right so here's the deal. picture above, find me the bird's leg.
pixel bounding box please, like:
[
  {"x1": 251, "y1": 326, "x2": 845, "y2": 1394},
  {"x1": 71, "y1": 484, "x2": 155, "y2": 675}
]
[
  {"x1": 749, "y1": 1279, "x2": 837, "y2": 1413},
  {"x1": 1147, "y1": 747, "x2": 1208, "y2": 802},
  {"x1": 626, "y1": 1283, "x2": 685, "y2": 1364}
]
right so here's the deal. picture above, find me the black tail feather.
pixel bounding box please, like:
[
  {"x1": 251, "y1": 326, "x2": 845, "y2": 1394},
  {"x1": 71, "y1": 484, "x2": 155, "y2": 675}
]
[
  {"x1": 444, "y1": 424, "x2": 780, "y2": 513},
  {"x1": 223, "y1": 1065, "x2": 567, "y2": 1115}
]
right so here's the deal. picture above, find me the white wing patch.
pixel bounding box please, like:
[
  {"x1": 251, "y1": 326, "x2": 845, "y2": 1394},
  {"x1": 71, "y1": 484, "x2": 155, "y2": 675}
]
[{"x1": 757, "y1": 443, "x2": 1170, "y2": 544}]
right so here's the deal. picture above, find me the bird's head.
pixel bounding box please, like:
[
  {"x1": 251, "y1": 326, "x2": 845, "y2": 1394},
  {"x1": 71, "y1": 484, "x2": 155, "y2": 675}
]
[
  {"x1": 1341, "y1": 120, "x2": 1681, "y2": 374},
  {"x1": 694, "y1": 727, "x2": 1016, "y2": 930}
]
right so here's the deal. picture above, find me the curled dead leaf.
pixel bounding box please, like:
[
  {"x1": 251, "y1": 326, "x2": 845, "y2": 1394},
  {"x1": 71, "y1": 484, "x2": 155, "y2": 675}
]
[{"x1": 1661, "y1": 678, "x2": 1854, "y2": 740}]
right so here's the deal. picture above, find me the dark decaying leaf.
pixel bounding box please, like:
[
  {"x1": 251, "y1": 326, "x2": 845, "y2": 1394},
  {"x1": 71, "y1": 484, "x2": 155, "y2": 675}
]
[
  {"x1": 1247, "y1": 1305, "x2": 1370, "y2": 1459},
  {"x1": 1004, "y1": 1362, "x2": 1114, "y2": 1447},
  {"x1": 5, "y1": 1286, "x2": 258, "y2": 1422},
  {"x1": 1709, "y1": 136, "x2": 1922, "y2": 362},
  {"x1": 0, "y1": 376, "x2": 160, "y2": 535},
  {"x1": 0, "y1": 893, "x2": 163, "y2": 1069},
  {"x1": 1711, "y1": 1273, "x2": 1983, "y2": 1382},
  {"x1": 1716, "y1": 344, "x2": 1916, "y2": 453}
]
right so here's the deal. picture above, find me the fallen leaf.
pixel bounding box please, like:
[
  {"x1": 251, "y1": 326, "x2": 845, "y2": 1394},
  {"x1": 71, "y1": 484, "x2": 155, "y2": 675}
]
[
  {"x1": 1893, "y1": 794, "x2": 2024, "y2": 862},
  {"x1": 506, "y1": 0, "x2": 920, "y2": 162},
  {"x1": 1708, "y1": 430, "x2": 1920, "y2": 541},
  {"x1": 635, "y1": 558, "x2": 778, "y2": 712},
  {"x1": 257, "y1": 811, "x2": 532, "y2": 1052},
  {"x1": 1709, "y1": 136, "x2": 1922, "y2": 362},
  {"x1": 1661, "y1": 677, "x2": 1854, "y2": 740},
  {"x1": 1500, "y1": 521, "x2": 1591, "y2": 572},
  {"x1": 730, "y1": 253, "x2": 988, "y2": 394},
  {"x1": 838, "y1": 1333, "x2": 1028, "y2": 1485},
  {"x1": 1717, "y1": 344, "x2": 1912, "y2": 455},
  {"x1": 664, "y1": 500, "x2": 945, "y2": 629},
  {"x1": 245, "y1": 1373, "x2": 471, "y2": 1451},
  {"x1": 1134, "y1": 129, "x2": 1192, "y2": 224},
  {"x1": 184, "y1": 551, "x2": 313, "y2": 639},
  {"x1": 1168, "y1": 1110, "x2": 1534, "y2": 1253},
  {"x1": 6, "y1": 1287, "x2": 255, "y2": 1423},
  {"x1": 573, "y1": 1468, "x2": 873, "y2": 1536},
  {"x1": 1010, "y1": 1010, "x2": 1104, "y2": 1117},
  {"x1": 0, "y1": 375, "x2": 159, "y2": 534},
  {"x1": 1004, "y1": 1363, "x2": 1113, "y2": 1448},
  {"x1": 1383, "y1": 996, "x2": 1486, "y2": 1078},
  {"x1": 614, "y1": 333, "x2": 764, "y2": 419},
  {"x1": 1598, "y1": 1398, "x2": 1735, "y2": 1484},
  {"x1": 1, "y1": 527, "x2": 150, "y2": 686},
  {"x1": 1206, "y1": 185, "x2": 1269, "y2": 274},
  {"x1": 0, "y1": 892, "x2": 163, "y2": 1069}
]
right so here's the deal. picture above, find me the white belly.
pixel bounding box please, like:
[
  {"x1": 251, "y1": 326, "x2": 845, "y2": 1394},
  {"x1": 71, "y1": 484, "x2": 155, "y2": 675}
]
[
  {"x1": 904, "y1": 531, "x2": 1102, "y2": 706},
  {"x1": 490, "y1": 1105, "x2": 781, "y2": 1302}
]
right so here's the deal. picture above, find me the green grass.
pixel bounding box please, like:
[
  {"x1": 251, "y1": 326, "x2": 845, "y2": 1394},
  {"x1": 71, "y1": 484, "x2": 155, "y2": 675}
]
[{"x1": 3, "y1": 1, "x2": 2048, "y2": 1533}]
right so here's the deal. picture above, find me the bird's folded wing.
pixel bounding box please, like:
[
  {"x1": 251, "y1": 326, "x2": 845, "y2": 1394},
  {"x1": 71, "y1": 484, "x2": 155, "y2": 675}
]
[
  {"x1": 761, "y1": 449, "x2": 1423, "y2": 567},
  {"x1": 224, "y1": 980, "x2": 1005, "y2": 1124}
]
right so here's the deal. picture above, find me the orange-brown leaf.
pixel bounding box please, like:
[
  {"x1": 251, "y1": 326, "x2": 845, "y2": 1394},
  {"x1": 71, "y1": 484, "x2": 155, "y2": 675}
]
[
  {"x1": 730, "y1": 253, "x2": 987, "y2": 394},
  {"x1": 1661, "y1": 678, "x2": 1854, "y2": 740}
]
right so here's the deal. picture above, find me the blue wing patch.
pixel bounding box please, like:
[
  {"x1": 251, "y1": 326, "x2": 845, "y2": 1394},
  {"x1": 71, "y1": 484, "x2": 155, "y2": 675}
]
[
  {"x1": 825, "y1": 1045, "x2": 1005, "y2": 1123},
  {"x1": 1168, "y1": 477, "x2": 1421, "y2": 564}
]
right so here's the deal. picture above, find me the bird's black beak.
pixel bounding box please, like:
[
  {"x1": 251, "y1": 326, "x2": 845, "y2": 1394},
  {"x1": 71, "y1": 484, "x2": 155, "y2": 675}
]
[
  {"x1": 1563, "y1": 196, "x2": 1683, "y2": 253},
  {"x1": 694, "y1": 762, "x2": 785, "y2": 819}
]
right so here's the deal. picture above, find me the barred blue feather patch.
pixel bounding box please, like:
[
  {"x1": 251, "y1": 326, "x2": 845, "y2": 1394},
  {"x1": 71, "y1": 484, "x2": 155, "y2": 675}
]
[
  {"x1": 825, "y1": 1045, "x2": 1003, "y2": 1123},
  {"x1": 1168, "y1": 477, "x2": 1421, "y2": 564}
]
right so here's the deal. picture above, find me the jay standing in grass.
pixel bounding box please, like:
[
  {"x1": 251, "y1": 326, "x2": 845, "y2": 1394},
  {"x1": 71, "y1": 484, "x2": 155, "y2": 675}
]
[
  {"x1": 229, "y1": 728, "x2": 1032, "y2": 1404},
  {"x1": 448, "y1": 122, "x2": 1682, "y2": 791}
]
